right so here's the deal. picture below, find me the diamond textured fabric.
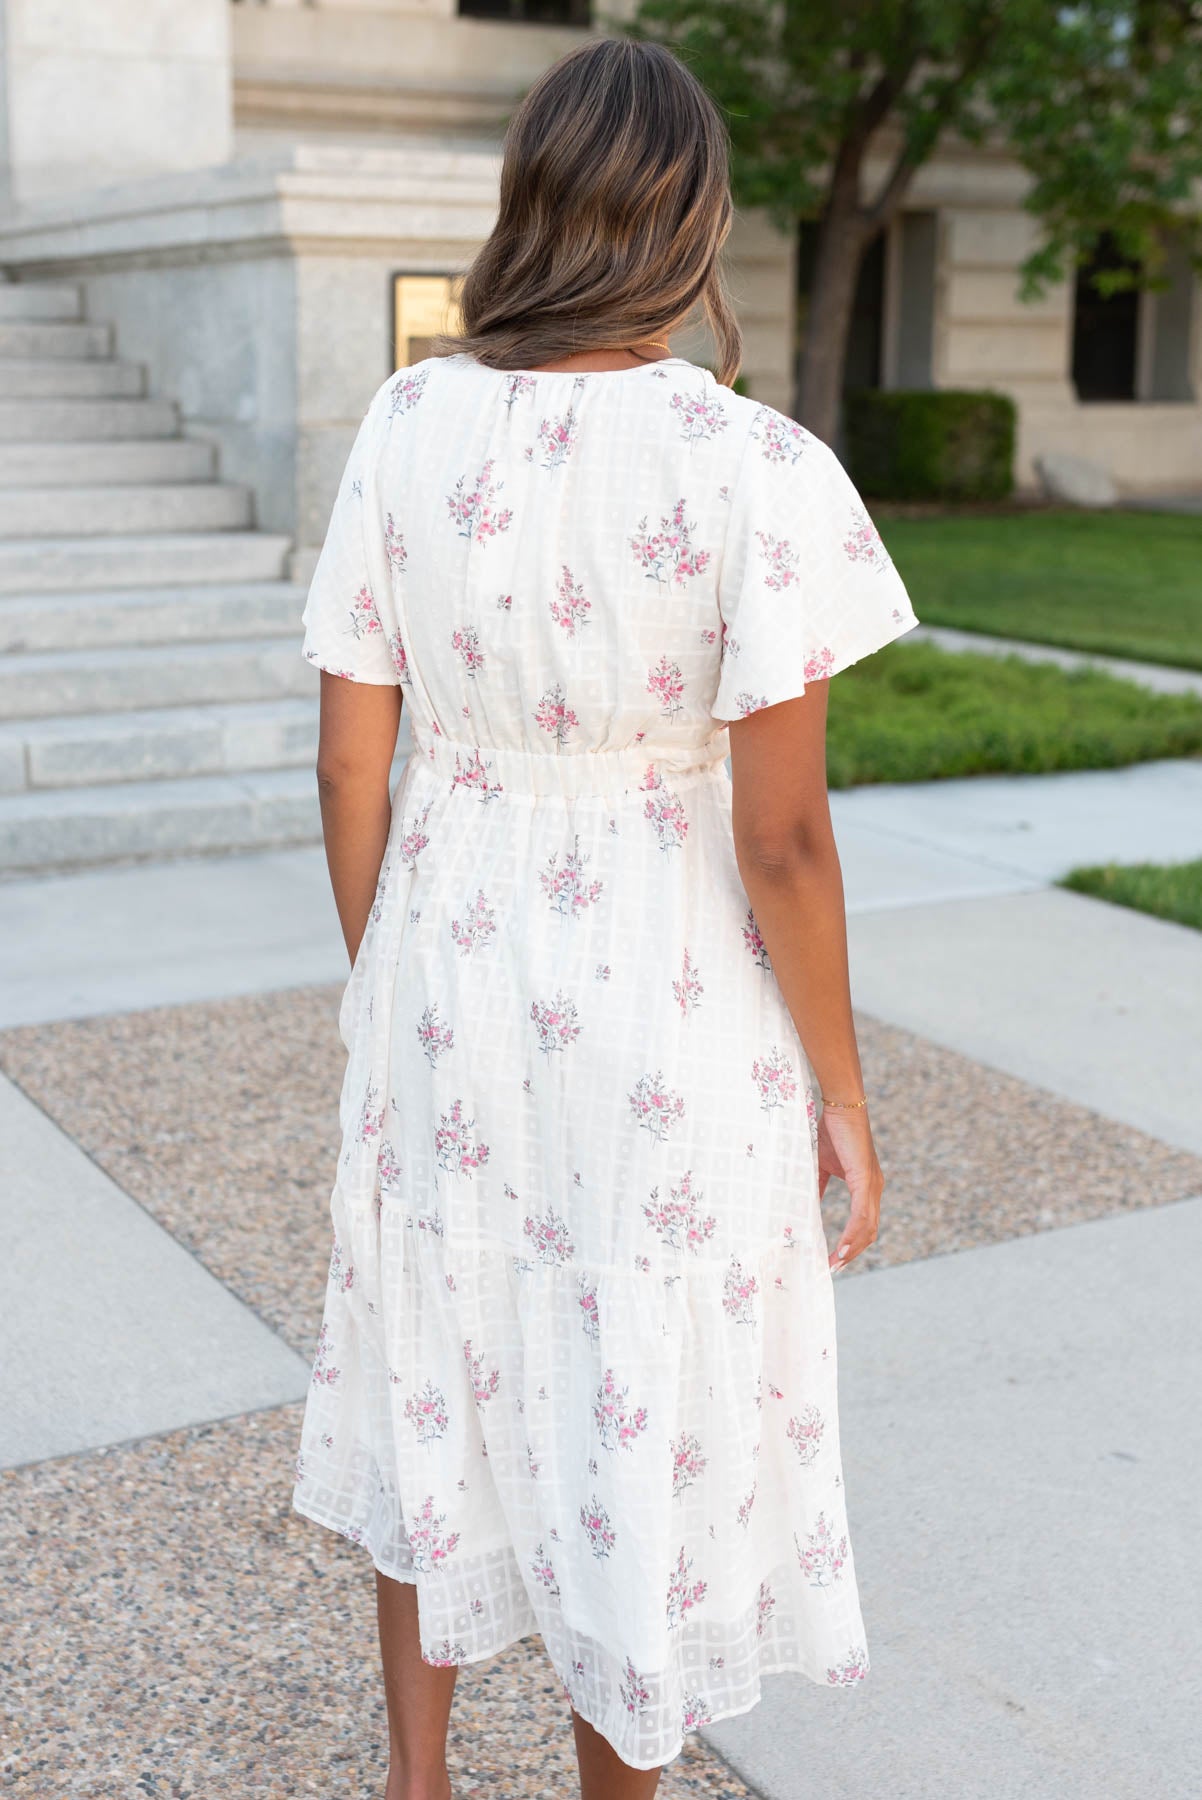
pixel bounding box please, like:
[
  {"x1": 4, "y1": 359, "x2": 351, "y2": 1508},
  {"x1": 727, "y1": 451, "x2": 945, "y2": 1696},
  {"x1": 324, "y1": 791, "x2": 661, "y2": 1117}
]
[{"x1": 291, "y1": 351, "x2": 919, "y2": 1769}]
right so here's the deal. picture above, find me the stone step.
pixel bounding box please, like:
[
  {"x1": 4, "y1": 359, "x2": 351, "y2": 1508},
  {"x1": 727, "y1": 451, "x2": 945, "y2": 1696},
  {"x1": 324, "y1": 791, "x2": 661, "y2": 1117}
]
[
  {"x1": 0, "y1": 438, "x2": 215, "y2": 487},
  {"x1": 0, "y1": 281, "x2": 83, "y2": 322},
  {"x1": 0, "y1": 697, "x2": 318, "y2": 792},
  {"x1": 0, "y1": 321, "x2": 112, "y2": 360},
  {"x1": 0, "y1": 637, "x2": 314, "y2": 720},
  {"x1": 0, "y1": 481, "x2": 254, "y2": 538},
  {"x1": 0, "y1": 397, "x2": 179, "y2": 440},
  {"x1": 0, "y1": 766, "x2": 322, "y2": 875},
  {"x1": 0, "y1": 581, "x2": 306, "y2": 654},
  {"x1": 0, "y1": 358, "x2": 145, "y2": 398},
  {"x1": 0, "y1": 531, "x2": 292, "y2": 594}
]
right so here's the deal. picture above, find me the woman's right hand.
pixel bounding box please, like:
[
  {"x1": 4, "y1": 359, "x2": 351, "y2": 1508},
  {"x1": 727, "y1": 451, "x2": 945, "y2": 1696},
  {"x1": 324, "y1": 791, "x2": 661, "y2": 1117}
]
[{"x1": 816, "y1": 1105, "x2": 882, "y2": 1272}]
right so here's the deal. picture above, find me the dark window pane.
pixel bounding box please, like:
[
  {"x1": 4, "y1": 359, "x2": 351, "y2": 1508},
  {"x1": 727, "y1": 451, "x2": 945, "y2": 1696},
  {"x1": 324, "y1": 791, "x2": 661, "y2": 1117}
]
[
  {"x1": 1072, "y1": 234, "x2": 1139, "y2": 402},
  {"x1": 459, "y1": 0, "x2": 591, "y2": 22}
]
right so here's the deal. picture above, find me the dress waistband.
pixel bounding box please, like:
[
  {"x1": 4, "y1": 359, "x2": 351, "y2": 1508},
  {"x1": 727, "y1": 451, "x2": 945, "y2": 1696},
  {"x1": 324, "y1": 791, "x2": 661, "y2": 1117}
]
[{"x1": 407, "y1": 726, "x2": 729, "y2": 799}]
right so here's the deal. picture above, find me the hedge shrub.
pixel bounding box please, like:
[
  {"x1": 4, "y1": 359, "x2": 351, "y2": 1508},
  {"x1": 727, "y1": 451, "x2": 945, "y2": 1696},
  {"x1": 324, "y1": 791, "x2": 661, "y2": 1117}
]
[{"x1": 844, "y1": 388, "x2": 1016, "y2": 503}]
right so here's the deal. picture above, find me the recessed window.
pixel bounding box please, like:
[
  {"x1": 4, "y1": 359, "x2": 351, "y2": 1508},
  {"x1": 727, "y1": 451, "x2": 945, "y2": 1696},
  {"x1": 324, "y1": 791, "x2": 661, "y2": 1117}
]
[
  {"x1": 1072, "y1": 234, "x2": 1139, "y2": 402},
  {"x1": 459, "y1": 0, "x2": 591, "y2": 22}
]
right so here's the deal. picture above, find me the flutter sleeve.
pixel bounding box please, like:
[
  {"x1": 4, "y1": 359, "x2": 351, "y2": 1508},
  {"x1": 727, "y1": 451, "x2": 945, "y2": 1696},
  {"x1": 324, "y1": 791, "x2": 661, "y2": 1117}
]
[
  {"x1": 300, "y1": 385, "x2": 403, "y2": 685},
  {"x1": 712, "y1": 406, "x2": 918, "y2": 722}
]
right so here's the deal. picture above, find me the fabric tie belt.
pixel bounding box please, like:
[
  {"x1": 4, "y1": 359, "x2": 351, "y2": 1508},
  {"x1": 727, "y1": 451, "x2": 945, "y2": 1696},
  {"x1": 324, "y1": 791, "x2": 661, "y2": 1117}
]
[{"x1": 406, "y1": 725, "x2": 730, "y2": 799}]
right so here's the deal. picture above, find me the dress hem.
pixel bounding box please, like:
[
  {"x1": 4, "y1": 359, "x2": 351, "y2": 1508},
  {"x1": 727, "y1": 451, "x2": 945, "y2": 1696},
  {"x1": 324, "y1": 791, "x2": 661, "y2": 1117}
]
[{"x1": 291, "y1": 1491, "x2": 868, "y2": 1773}]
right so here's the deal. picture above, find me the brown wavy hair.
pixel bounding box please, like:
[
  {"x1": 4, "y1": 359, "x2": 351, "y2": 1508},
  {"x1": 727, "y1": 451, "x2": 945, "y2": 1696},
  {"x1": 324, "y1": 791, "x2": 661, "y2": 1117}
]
[{"x1": 439, "y1": 38, "x2": 741, "y2": 386}]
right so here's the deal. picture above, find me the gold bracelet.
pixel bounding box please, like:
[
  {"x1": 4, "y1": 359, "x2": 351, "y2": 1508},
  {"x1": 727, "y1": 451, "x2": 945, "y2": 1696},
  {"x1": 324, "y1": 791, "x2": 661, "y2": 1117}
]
[{"x1": 821, "y1": 1094, "x2": 869, "y2": 1111}]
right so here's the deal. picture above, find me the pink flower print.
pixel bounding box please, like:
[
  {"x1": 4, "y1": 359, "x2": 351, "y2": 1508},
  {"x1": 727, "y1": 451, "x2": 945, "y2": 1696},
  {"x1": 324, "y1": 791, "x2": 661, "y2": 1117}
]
[
  {"x1": 496, "y1": 591, "x2": 513, "y2": 612},
  {"x1": 328, "y1": 1237, "x2": 355, "y2": 1293},
  {"x1": 628, "y1": 1070, "x2": 685, "y2": 1144},
  {"x1": 389, "y1": 366, "x2": 429, "y2": 416},
  {"x1": 369, "y1": 860, "x2": 391, "y2": 924},
  {"x1": 639, "y1": 763, "x2": 688, "y2": 852},
  {"x1": 595, "y1": 963, "x2": 611, "y2": 981},
  {"x1": 347, "y1": 585, "x2": 382, "y2": 640},
  {"x1": 665, "y1": 1545, "x2": 707, "y2": 1628},
  {"x1": 424, "y1": 1640, "x2": 467, "y2": 1667},
  {"x1": 304, "y1": 651, "x2": 357, "y2": 680},
  {"x1": 504, "y1": 372, "x2": 536, "y2": 408},
  {"x1": 752, "y1": 1046, "x2": 798, "y2": 1113},
  {"x1": 451, "y1": 749, "x2": 503, "y2": 803},
  {"x1": 806, "y1": 1085, "x2": 819, "y2": 1148},
  {"x1": 804, "y1": 645, "x2": 835, "y2": 681},
  {"x1": 743, "y1": 907, "x2": 770, "y2": 970},
  {"x1": 450, "y1": 888, "x2": 496, "y2": 955},
  {"x1": 737, "y1": 1484, "x2": 757, "y2": 1529},
  {"x1": 672, "y1": 947, "x2": 703, "y2": 1016},
  {"x1": 577, "y1": 1274, "x2": 601, "y2": 1341},
  {"x1": 397, "y1": 799, "x2": 433, "y2": 870},
  {"x1": 534, "y1": 682, "x2": 578, "y2": 747},
  {"x1": 530, "y1": 1544, "x2": 559, "y2": 1595},
  {"x1": 434, "y1": 1099, "x2": 490, "y2": 1175},
  {"x1": 387, "y1": 630, "x2": 411, "y2": 685},
  {"x1": 376, "y1": 1136, "x2": 402, "y2": 1190},
  {"x1": 722, "y1": 1256, "x2": 759, "y2": 1325},
  {"x1": 796, "y1": 1513, "x2": 849, "y2": 1587},
  {"x1": 549, "y1": 563, "x2": 591, "y2": 637},
  {"x1": 580, "y1": 1495, "x2": 616, "y2": 1560},
  {"x1": 535, "y1": 403, "x2": 579, "y2": 471},
  {"x1": 681, "y1": 1692, "x2": 712, "y2": 1732},
  {"x1": 751, "y1": 404, "x2": 808, "y2": 464},
  {"x1": 647, "y1": 655, "x2": 685, "y2": 720},
  {"x1": 755, "y1": 529, "x2": 799, "y2": 592},
  {"x1": 669, "y1": 390, "x2": 728, "y2": 446},
  {"x1": 787, "y1": 1404, "x2": 825, "y2": 1467},
  {"x1": 409, "y1": 1495, "x2": 460, "y2": 1573},
  {"x1": 446, "y1": 459, "x2": 513, "y2": 544},
  {"x1": 522, "y1": 1207, "x2": 575, "y2": 1265},
  {"x1": 384, "y1": 512, "x2": 406, "y2": 572},
  {"x1": 356, "y1": 1078, "x2": 384, "y2": 1143},
  {"x1": 539, "y1": 836, "x2": 603, "y2": 918},
  {"x1": 700, "y1": 627, "x2": 717, "y2": 646},
  {"x1": 670, "y1": 1431, "x2": 707, "y2": 1497},
  {"x1": 734, "y1": 692, "x2": 768, "y2": 717},
  {"x1": 630, "y1": 498, "x2": 712, "y2": 591},
  {"x1": 592, "y1": 1368, "x2": 649, "y2": 1453},
  {"x1": 451, "y1": 625, "x2": 485, "y2": 677},
  {"x1": 463, "y1": 1339, "x2": 500, "y2": 1405},
  {"x1": 827, "y1": 1645, "x2": 870, "y2": 1686},
  {"x1": 530, "y1": 989, "x2": 581, "y2": 1056},
  {"x1": 844, "y1": 507, "x2": 887, "y2": 567},
  {"x1": 619, "y1": 1657, "x2": 651, "y2": 1717},
  {"x1": 404, "y1": 1379, "x2": 449, "y2": 1446},
  {"x1": 642, "y1": 1171, "x2": 716, "y2": 1253},
  {"x1": 310, "y1": 1321, "x2": 340, "y2": 1387},
  {"x1": 416, "y1": 1002, "x2": 453, "y2": 1068},
  {"x1": 417, "y1": 1203, "x2": 445, "y2": 1236},
  {"x1": 756, "y1": 1579, "x2": 776, "y2": 1638}
]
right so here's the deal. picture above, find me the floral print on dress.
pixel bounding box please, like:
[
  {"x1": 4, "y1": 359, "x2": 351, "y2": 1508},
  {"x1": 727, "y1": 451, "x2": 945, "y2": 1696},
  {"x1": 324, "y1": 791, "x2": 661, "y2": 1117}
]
[
  {"x1": 446, "y1": 459, "x2": 513, "y2": 544},
  {"x1": 577, "y1": 1274, "x2": 601, "y2": 1341},
  {"x1": 434, "y1": 1099, "x2": 490, "y2": 1175},
  {"x1": 540, "y1": 837, "x2": 603, "y2": 918},
  {"x1": 843, "y1": 507, "x2": 888, "y2": 567},
  {"x1": 452, "y1": 625, "x2": 485, "y2": 676},
  {"x1": 523, "y1": 1207, "x2": 576, "y2": 1265},
  {"x1": 670, "y1": 390, "x2": 728, "y2": 446},
  {"x1": 416, "y1": 1003, "x2": 454, "y2": 1067},
  {"x1": 451, "y1": 749, "x2": 503, "y2": 803},
  {"x1": 385, "y1": 513, "x2": 407, "y2": 572},
  {"x1": 534, "y1": 683, "x2": 578, "y2": 747},
  {"x1": 592, "y1": 1369, "x2": 649, "y2": 1452},
  {"x1": 752, "y1": 1048, "x2": 798, "y2": 1112},
  {"x1": 630, "y1": 499, "x2": 712, "y2": 591},
  {"x1": 388, "y1": 366, "x2": 429, "y2": 417},
  {"x1": 795, "y1": 1513, "x2": 849, "y2": 1588},
  {"x1": 463, "y1": 1339, "x2": 500, "y2": 1405},
  {"x1": 672, "y1": 948, "x2": 703, "y2": 1016},
  {"x1": 347, "y1": 586, "x2": 382, "y2": 640},
  {"x1": 755, "y1": 530, "x2": 799, "y2": 592},
  {"x1": 805, "y1": 646, "x2": 835, "y2": 681},
  {"x1": 629, "y1": 1071, "x2": 685, "y2": 1144},
  {"x1": 408, "y1": 1496, "x2": 460, "y2": 1573},
  {"x1": 640, "y1": 764, "x2": 688, "y2": 852},
  {"x1": 580, "y1": 1495, "x2": 616, "y2": 1560},
  {"x1": 827, "y1": 1646, "x2": 870, "y2": 1685},
  {"x1": 750, "y1": 404, "x2": 808, "y2": 465},
  {"x1": 534, "y1": 401, "x2": 580, "y2": 471},
  {"x1": 550, "y1": 564, "x2": 591, "y2": 637},
  {"x1": 742, "y1": 908, "x2": 770, "y2": 970},
  {"x1": 619, "y1": 1658, "x2": 652, "y2": 1716},
  {"x1": 530, "y1": 990, "x2": 582, "y2": 1056},
  {"x1": 647, "y1": 656, "x2": 685, "y2": 720},
  {"x1": 504, "y1": 373, "x2": 536, "y2": 408},
  {"x1": 665, "y1": 1546, "x2": 707, "y2": 1628},
  {"x1": 450, "y1": 889, "x2": 496, "y2": 955},
  {"x1": 787, "y1": 1405, "x2": 825, "y2": 1467},
  {"x1": 405, "y1": 1380, "x2": 449, "y2": 1446},
  {"x1": 671, "y1": 1432, "x2": 707, "y2": 1497},
  {"x1": 531, "y1": 1544, "x2": 560, "y2": 1594},
  {"x1": 722, "y1": 1257, "x2": 759, "y2": 1325},
  {"x1": 643, "y1": 1172, "x2": 716, "y2": 1253}
]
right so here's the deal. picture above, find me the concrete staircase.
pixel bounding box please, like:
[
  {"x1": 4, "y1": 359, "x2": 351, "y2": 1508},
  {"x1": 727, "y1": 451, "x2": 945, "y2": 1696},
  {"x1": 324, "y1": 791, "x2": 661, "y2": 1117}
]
[{"x1": 0, "y1": 278, "x2": 325, "y2": 876}]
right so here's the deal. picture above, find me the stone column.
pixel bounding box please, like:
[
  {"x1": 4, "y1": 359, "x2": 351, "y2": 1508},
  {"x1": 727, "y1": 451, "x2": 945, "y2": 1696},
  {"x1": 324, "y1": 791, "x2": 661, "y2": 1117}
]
[{"x1": 0, "y1": 0, "x2": 233, "y2": 212}]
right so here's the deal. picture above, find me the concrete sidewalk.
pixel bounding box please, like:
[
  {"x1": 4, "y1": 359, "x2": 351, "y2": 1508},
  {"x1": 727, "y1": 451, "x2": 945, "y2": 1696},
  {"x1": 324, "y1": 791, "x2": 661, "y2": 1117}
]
[{"x1": 704, "y1": 1197, "x2": 1202, "y2": 1800}]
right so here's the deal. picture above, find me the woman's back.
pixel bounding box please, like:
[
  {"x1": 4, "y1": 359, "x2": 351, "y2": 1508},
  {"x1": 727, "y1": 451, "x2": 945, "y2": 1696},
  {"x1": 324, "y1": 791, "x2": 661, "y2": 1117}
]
[{"x1": 301, "y1": 350, "x2": 912, "y2": 756}]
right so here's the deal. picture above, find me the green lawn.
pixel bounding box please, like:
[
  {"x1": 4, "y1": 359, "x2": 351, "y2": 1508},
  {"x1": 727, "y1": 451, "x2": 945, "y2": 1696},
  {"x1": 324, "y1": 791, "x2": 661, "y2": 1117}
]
[
  {"x1": 826, "y1": 640, "x2": 1202, "y2": 788},
  {"x1": 1061, "y1": 859, "x2": 1202, "y2": 932},
  {"x1": 878, "y1": 509, "x2": 1202, "y2": 671}
]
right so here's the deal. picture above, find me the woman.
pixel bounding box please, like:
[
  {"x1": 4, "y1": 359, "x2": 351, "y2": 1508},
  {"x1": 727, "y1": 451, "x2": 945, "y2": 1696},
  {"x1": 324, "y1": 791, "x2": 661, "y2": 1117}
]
[{"x1": 292, "y1": 35, "x2": 918, "y2": 1800}]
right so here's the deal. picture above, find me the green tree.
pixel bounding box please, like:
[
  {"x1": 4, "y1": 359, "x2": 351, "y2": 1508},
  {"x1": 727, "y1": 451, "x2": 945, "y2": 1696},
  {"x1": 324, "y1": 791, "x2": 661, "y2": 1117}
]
[{"x1": 621, "y1": 0, "x2": 1202, "y2": 440}]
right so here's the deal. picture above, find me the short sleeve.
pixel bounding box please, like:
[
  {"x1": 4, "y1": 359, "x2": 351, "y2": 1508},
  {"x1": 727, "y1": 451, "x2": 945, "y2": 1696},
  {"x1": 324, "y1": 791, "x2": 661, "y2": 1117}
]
[
  {"x1": 301, "y1": 386, "x2": 402, "y2": 685},
  {"x1": 712, "y1": 409, "x2": 919, "y2": 722}
]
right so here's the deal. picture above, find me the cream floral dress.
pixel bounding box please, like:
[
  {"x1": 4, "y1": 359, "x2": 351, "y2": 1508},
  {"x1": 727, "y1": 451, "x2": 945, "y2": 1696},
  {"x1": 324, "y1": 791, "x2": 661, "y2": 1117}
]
[{"x1": 292, "y1": 349, "x2": 918, "y2": 1770}]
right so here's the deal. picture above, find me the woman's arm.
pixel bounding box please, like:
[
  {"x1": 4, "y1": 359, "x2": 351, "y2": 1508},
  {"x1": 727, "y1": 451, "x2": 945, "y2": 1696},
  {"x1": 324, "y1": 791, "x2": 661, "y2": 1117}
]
[
  {"x1": 727, "y1": 683, "x2": 882, "y2": 1272},
  {"x1": 315, "y1": 671, "x2": 404, "y2": 965}
]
